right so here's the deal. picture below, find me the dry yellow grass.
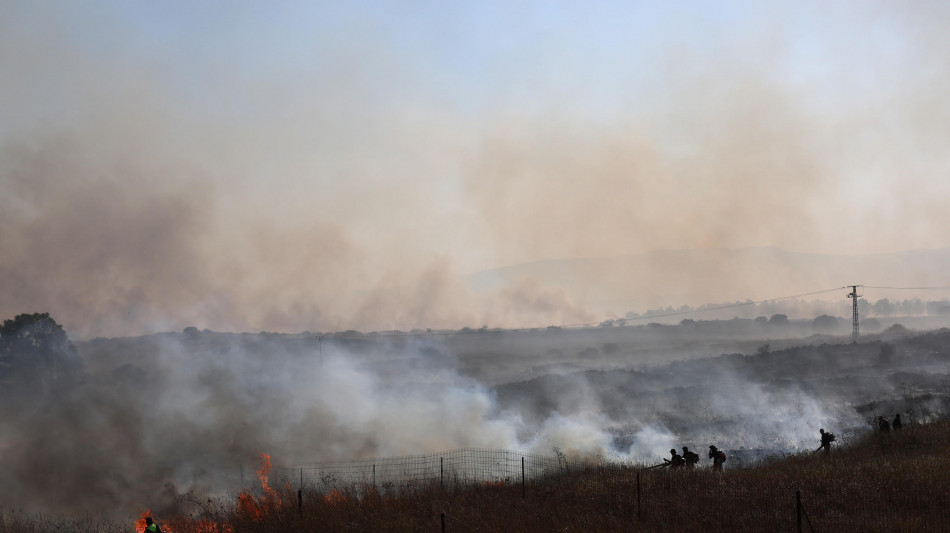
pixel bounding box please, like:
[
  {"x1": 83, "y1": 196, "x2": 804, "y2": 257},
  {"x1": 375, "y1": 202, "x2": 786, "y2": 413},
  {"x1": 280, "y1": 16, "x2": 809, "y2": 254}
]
[{"x1": 2, "y1": 419, "x2": 948, "y2": 532}]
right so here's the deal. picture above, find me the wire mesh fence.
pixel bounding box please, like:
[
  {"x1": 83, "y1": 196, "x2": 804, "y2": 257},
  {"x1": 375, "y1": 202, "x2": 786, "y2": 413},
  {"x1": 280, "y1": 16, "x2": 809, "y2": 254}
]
[
  {"x1": 266, "y1": 448, "x2": 576, "y2": 494},
  {"x1": 205, "y1": 439, "x2": 950, "y2": 531},
  {"x1": 207, "y1": 448, "x2": 586, "y2": 496}
]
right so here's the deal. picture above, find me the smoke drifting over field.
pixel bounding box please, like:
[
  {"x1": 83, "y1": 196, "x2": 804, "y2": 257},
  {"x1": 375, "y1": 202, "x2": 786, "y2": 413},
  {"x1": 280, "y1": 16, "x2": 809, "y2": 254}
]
[
  {"x1": 8, "y1": 319, "x2": 948, "y2": 518},
  {"x1": 3, "y1": 333, "x2": 628, "y2": 514},
  {"x1": 3, "y1": 2, "x2": 950, "y2": 337},
  {"x1": 3, "y1": 1, "x2": 950, "y2": 518}
]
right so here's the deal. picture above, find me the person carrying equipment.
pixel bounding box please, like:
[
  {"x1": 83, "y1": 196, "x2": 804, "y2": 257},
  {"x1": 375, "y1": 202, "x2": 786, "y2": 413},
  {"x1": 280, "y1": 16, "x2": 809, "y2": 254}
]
[
  {"x1": 682, "y1": 446, "x2": 700, "y2": 468},
  {"x1": 878, "y1": 415, "x2": 891, "y2": 433},
  {"x1": 817, "y1": 428, "x2": 835, "y2": 453},
  {"x1": 664, "y1": 448, "x2": 686, "y2": 468},
  {"x1": 708, "y1": 445, "x2": 726, "y2": 471}
]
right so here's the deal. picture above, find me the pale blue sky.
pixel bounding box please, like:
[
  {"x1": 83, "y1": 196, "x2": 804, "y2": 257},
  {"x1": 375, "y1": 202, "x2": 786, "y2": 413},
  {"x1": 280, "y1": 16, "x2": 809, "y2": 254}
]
[{"x1": 6, "y1": 1, "x2": 910, "y2": 123}]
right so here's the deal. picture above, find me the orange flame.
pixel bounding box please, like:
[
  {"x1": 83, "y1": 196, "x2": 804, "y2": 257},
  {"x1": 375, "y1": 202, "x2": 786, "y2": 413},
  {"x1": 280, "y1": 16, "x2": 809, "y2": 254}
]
[
  {"x1": 237, "y1": 453, "x2": 283, "y2": 521},
  {"x1": 134, "y1": 509, "x2": 175, "y2": 533},
  {"x1": 157, "y1": 516, "x2": 232, "y2": 533},
  {"x1": 136, "y1": 454, "x2": 276, "y2": 531},
  {"x1": 134, "y1": 509, "x2": 151, "y2": 532},
  {"x1": 135, "y1": 501, "x2": 234, "y2": 532},
  {"x1": 191, "y1": 517, "x2": 234, "y2": 533},
  {"x1": 256, "y1": 454, "x2": 273, "y2": 492},
  {"x1": 324, "y1": 489, "x2": 346, "y2": 505}
]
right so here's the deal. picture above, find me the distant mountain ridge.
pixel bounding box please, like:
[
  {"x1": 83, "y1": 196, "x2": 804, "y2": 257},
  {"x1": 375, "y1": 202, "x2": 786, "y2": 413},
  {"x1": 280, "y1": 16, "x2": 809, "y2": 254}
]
[{"x1": 464, "y1": 247, "x2": 950, "y2": 314}]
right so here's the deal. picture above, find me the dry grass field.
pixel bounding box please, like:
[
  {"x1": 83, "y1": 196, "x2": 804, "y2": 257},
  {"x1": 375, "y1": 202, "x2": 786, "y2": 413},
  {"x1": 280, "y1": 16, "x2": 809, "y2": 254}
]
[
  {"x1": 256, "y1": 418, "x2": 950, "y2": 532},
  {"x1": 3, "y1": 417, "x2": 947, "y2": 533}
]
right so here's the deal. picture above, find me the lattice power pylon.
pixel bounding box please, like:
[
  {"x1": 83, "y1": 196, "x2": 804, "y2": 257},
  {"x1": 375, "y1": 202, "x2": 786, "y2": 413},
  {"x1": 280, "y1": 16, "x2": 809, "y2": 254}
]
[{"x1": 847, "y1": 285, "x2": 862, "y2": 342}]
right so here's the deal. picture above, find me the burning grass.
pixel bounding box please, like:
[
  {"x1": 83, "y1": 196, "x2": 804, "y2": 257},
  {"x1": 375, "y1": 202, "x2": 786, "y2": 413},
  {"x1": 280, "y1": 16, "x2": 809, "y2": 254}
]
[
  {"x1": 2, "y1": 420, "x2": 948, "y2": 532},
  {"x1": 236, "y1": 454, "x2": 281, "y2": 523}
]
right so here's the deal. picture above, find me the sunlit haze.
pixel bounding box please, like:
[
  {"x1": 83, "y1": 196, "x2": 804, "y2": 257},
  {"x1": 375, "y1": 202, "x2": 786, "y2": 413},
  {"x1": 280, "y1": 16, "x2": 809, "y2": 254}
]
[{"x1": 3, "y1": 1, "x2": 949, "y2": 337}]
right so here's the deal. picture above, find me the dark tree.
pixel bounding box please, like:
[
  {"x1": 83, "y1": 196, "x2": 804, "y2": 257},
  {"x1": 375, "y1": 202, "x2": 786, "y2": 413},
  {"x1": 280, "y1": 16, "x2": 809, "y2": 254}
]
[
  {"x1": 812, "y1": 314, "x2": 839, "y2": 333},
  {"x1": 872, "y1": 298, "x2": 894, "y2": 317},
  {"x1": 0, "y1": 313, "x2": 82, "y2": 397},
  {"x1": 768, "y1": 314, "x2": 789, "y2": 326}
]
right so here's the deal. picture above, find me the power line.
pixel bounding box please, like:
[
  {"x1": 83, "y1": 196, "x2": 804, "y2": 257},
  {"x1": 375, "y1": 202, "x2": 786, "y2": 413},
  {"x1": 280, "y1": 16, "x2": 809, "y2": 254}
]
[
  {"x1": 604, "y1": 287, "x2": 846, "y2": 325},
  {"x1": 863, "y1": 285, "x2": 950, "y2": 291},
  {"x1": 847, "y1": 285, "x2": 862, "y2": 341},
  {"x1": 325, "y1": 287, "x2": 850, "y2": 338},
  {"x1": 316, "y1": 284, "x2": 950, "y2": 339},
  {"x1": 552, "y1": 285, "x2": 950, "y2": 328}
]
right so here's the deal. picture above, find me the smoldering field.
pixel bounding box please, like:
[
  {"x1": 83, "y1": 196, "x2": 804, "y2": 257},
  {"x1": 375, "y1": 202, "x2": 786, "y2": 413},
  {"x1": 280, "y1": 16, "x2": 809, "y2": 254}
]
[{"x1": 2, "y1": 319, "x2": 950, "y2": 518}]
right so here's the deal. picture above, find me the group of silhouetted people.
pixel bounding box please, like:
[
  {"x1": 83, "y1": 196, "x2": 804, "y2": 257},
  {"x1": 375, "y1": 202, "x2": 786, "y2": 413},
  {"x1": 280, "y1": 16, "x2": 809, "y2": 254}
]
[
  {"x1": 657, "y1": 415, "x2": 908, "y2": 471},
  {"x1": 878, "y1": 413, "x2": 902, "y2": 433},
  {"x1": 818, "y1": 413, "x2": 905, "y2": 454},
  {"x1": 664, "y1": 445, "x2": 725, "y2": 470}
]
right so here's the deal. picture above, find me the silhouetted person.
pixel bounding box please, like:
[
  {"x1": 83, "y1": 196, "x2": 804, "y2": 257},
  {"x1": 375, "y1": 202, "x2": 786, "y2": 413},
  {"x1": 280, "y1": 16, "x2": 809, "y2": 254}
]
[
  {"x1": 709, "y1": 445, "x2": 726, "y2": 471},
  {"x1": 143, "y1": 517, "x2": 161, "y2": 533},
  {"x1": 878, "y1": 415, "x2": 891, "y2": 433},
  {"x1": 682, "y1": 446, "x2": 699, "y2": 468},
  {"x1": 893, "y1": 413, "x2": 902, "y2": 430},
  {"x1": 665, "y1": 448, "x2": 685, "y2": 468},
  {"x1": 818, "y1": 429, "x2": 835, "y2": 453}
]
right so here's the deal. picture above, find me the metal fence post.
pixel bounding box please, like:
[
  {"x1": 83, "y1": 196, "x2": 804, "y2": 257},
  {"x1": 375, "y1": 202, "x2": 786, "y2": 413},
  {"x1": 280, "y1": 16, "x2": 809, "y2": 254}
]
[
  {"x1": 440, "y1": 457, "x2": 444, "y2": 494},
  {"x1": 796, "y1": 490, "x2": 802, "y2": 533},
  {"x1": 521, "y1": 456, "x2": 525, "y2": 500},
  {"x1": 636, "y1": 471, "x2": 643, "y2": 522}
]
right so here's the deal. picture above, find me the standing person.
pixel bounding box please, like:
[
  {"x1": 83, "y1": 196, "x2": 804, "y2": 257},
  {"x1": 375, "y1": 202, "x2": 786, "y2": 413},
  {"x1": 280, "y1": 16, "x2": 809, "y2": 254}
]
[
  {"x1": 143, "y1": 517, "x2": 162, "y2": 533},
  {"x1": 818, "y1": 429, "x2": 835, "y2": 453},
  {"x1": 709, "y1": 445, "x2": 726, "y2": 471},
  {"x1": 682, "y1": 446, "x2": 699, "y2": 468},
  {"x1": 665, "y1": 448, "x2": 685, "y2": 468},
  {"x1": 893, "y1": 413, "x2": 903, "y2": 430},
  {"x1": 878, "y1": 415, "x2": 891, "y2": 433}
]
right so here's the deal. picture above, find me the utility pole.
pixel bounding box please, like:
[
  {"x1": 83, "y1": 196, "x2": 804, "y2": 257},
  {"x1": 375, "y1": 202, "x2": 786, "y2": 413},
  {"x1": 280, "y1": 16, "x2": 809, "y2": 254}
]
[{"x1": 847, "y1": 285, "x2": 862, "y2": 342}]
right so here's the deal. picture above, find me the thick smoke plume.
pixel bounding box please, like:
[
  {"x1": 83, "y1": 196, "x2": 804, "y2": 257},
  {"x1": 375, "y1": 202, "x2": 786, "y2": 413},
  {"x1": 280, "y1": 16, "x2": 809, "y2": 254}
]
[
  {"x1": 2, "y1": 1, "x2": 950, "y2": 518},
  {"x1": 4, "y1": 317, "x2": 929, "y2": 517}
]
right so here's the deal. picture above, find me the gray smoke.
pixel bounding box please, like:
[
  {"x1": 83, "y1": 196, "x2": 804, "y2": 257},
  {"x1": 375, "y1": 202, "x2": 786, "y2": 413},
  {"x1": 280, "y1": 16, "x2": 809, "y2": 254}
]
[{"x1": 6, "y1": 319, "x2": 928, "y2": 517}]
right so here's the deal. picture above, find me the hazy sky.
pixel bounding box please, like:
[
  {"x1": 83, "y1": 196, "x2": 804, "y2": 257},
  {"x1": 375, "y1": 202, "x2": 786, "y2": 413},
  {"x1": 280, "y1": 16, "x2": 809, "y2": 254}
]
[{"x1": 2, "y1": 1, "x2": 949, "y2": 336}]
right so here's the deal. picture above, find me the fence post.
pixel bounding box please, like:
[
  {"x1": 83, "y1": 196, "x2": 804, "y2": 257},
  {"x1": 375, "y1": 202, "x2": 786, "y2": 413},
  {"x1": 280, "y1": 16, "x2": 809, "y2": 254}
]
[
  {"x1": 441, "y1": 512, "x2": 446, "y2": 533},
  {"x1": 796, "y1": 490, "x2": 802, "y2": 533},
  {"x1": 373, "y1": 464, "x2": 376, "y2": 489},
  {"x1": 636, "y1": 471, "x2": 641, "y2": 521},
  {"x1": 440, "y1": 457, "x2": 444, "y2": 495},
  {"x1": 298, "y1": 489, "x2": 302, "y2": 517},
  {"x1": 300, "y1": 468, "x2": 303, "y2": 489},
  {"x1": 521, "y1": 456, "x2": 526, "y2": 500}
]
